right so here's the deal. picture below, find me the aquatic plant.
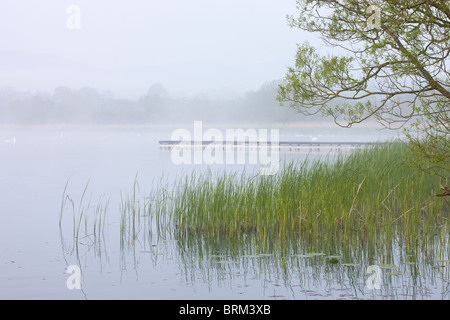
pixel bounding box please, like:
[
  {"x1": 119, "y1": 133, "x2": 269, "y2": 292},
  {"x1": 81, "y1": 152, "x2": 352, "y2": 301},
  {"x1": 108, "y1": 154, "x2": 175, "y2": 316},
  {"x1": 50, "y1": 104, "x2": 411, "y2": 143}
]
[{"x1": 167, "y1": 142, "x2": 447, "y2": 244}]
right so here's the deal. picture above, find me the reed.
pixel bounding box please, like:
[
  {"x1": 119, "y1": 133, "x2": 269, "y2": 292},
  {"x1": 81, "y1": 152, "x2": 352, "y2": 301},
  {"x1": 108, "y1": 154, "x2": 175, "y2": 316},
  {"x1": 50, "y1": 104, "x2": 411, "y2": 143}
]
[
  {"x1": 169, "y1": 142, "x2": 448, "y2": 243},
  {"x1": 59, "y1": 180, "x2": 110, "y2": 258},
  {"x1": 60, "y1": 142, "x2": 448, "y2": 262},
  {"x1": 58, "y1": 142, "x2": 449, "y2": 294}
]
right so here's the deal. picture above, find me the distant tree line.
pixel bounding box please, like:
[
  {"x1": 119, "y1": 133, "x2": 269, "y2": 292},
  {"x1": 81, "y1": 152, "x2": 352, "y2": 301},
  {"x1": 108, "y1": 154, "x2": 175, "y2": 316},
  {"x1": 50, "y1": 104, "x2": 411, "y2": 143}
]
[{"x1": 0, "y1": 81, "x2": 322, "y2": 125}]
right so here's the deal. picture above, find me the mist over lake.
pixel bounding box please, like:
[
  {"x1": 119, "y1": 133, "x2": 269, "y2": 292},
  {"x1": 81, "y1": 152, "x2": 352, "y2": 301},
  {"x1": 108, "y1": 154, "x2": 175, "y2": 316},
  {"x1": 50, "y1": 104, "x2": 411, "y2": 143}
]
[
  {"x1": 3, "y1": 124, "x2": 447, "y2": 300},
  {"x1": 1, "y1": 1, "x2": 448, "y2": 302}
]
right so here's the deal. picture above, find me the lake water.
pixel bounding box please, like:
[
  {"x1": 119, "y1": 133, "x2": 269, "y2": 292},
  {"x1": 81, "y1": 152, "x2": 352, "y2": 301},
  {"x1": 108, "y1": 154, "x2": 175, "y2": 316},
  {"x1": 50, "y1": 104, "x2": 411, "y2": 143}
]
[{"x1": 1, "y1": 123, "x2": 448, "y2": 300}]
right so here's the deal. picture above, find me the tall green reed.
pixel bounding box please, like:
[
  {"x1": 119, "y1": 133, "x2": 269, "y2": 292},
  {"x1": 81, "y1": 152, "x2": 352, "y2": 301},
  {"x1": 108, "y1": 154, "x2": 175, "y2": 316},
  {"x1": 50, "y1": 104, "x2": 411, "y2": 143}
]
[{"x1": 170, "y1": 142, "x2": 447, "y2": 244}]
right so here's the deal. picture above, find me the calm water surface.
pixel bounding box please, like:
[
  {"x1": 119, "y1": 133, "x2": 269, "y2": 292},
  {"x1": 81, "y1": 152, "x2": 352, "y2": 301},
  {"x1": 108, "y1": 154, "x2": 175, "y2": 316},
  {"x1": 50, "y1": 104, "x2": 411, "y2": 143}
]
[{"x1": 1, "y1": 124, "x2": 448, "y2": 300}]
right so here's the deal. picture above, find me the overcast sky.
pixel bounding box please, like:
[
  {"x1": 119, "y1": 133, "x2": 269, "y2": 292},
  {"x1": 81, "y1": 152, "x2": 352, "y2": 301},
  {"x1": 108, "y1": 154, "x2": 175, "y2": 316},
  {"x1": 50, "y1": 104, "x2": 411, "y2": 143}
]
[{"x1": 0, "y1": 0, "x2": 324, "y2": 98}]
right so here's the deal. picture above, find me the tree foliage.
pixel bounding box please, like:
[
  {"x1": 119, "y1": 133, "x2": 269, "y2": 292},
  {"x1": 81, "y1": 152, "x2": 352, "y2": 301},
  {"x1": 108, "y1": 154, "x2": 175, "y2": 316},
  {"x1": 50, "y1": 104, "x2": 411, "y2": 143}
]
[
  {"x1": 0, "y1": 82, "x2": 300, "y2": 125},
  {"x1": 278, "y1": 0, "x2": 449, "y2": 191}
]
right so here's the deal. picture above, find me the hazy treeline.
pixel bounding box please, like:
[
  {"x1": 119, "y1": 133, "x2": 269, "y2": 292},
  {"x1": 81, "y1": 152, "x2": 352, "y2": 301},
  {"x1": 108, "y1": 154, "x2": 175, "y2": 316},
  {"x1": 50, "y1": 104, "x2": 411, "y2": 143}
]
[{"x1": 0, "y1": 81, "x2": 318, "y2": 125}]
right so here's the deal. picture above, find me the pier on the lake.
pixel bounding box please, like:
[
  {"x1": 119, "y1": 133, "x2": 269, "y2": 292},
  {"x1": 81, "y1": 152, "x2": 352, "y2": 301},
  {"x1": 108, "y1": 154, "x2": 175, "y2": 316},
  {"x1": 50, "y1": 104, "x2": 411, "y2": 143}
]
[{"x1": 159, "y1": 140, "x2": 377, "y2": 151}]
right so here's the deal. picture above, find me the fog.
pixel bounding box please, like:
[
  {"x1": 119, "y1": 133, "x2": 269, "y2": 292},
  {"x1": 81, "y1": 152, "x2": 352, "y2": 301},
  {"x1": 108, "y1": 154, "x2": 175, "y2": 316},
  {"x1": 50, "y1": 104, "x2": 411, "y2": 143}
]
[
  {"x1": 0, "y1": 0, "x2": 325, "y2": 102},
  {"x1": 1, "y1": 1, "x2": 407, "y2": 301},
  {"x1": 2, "y1": 81, "x2": 320, "y2": 124}
]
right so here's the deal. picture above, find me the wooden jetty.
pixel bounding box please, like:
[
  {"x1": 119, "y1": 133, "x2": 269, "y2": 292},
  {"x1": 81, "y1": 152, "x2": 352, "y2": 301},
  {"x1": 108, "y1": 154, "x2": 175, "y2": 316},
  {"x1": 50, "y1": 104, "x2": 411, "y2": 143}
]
[{"x1": 159, "y1": 140, "x2": 376, "y2": 150}]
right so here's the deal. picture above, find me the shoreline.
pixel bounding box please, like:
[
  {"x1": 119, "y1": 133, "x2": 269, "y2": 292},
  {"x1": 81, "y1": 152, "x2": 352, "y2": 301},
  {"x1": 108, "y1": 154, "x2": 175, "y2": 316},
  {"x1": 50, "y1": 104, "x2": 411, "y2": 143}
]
[{"x1": 0, "y1": 120, "x2": 384, "y2": 130}]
